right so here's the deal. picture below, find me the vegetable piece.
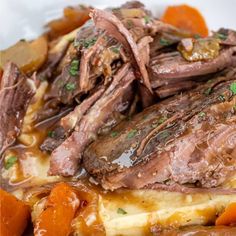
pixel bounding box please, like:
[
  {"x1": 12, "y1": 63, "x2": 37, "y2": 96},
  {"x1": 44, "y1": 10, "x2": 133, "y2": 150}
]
[
  {"x1": 178, "y1": 38, "x2": 220, "y2": 62},
  {"x1": 4, "y1": 156, "x2": 18, "y2": 170},
  {"x1": 117, "y1": 208, "x2": 127, "y2": 215},
  {"x1": 161, "y1": 4, "x2": 208, "y2": 37},
  {"x1": 34, "y1": 182, "x2": 80, "y2": 236},
  {"x1": 230, "y1": 82, "x2": 236, "y2": 95},
  {"x1": 46, "y1": 6, "x2": 90, "y2": 40},
  {"x1": 0, "y1": 36, "x2": 48, "y2": 74},
  {"x1": 215, "y1": 203, "x2": 236, "y2": 226},
  {"x1": 0, "y1": 189, "x2": 30, "y2": 236}
]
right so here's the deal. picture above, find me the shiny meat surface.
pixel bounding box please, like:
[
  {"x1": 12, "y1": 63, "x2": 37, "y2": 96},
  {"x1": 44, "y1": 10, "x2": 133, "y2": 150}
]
[{"x1": 84, "y1": 73, "x2": 236, "y2": 190}]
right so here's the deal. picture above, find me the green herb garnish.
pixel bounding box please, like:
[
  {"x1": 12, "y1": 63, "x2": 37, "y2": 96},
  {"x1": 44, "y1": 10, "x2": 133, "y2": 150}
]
[
  {"x1": 204, "y1": 87, "x2": 212, "y2": 96},
  {"x1": 65, "y1": 83, "x2": 76, "y2": 91},
  {"x1": 193, "y1": 34, "x2": 201, "y2": 39},
  {"x1": 84, "y1": 37, "x2": 97, "y2": 48},
  {"x1": 75, "y1": 37, "x2": 97, "y2": 49},
  {"x1": 198, "y1": 111, "x2": 206, "y2": 117},
  {"x1": 111, "y1": 47, "x2": 120, "y2": 54},
  {"x1": 127, "y1": 20, "x2": 133, "y2": 28},
  {"x1": 127, "y1": 129, "x2": 138, "y2": 139},
  {"x1": 159, "y1": 38, "x2": 171, "y2": 46},
  {"x1": 144, "y1": 15, "x2": 151, "y2": 24},
  {"x1": 48, "y1": 130, "x2": 55, "y2": 138},
  {"x1": 110, "y1": 131, "x2": 118, "y2": 138},
  {"x1": 215, "y1": 33, "x2": 227, "y2": 40},
  {"x1": 117, "y1": 208, "x2": 127, "y2": 215},
  {"x1": 230, "y1": 82, "x2": 236, "y2": 95},
  {"x1": 158, "y1": 116, "x2": 168, "y2": 124},
  {"x1": 218, "y1": 94, "x2": 225, "y2": 102},
  {"x1": 69, "y1": 59, "x2": 80, "y2": 76},
  {"x1": 5, "y1": 156, "x2": 17, "y2": 170},
  {"x1": 159, "y1": 130, "x2": 170, "y2": 139}
]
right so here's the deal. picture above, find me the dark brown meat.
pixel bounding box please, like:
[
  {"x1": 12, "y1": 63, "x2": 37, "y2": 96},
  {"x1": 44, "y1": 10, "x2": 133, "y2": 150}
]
[
  {"x1": 0, "y1": 63, "x2": 35, "y2": 157},
  {"x1": 92, "y1": 8, "x2": 153, "y2": 91},
  {"x1": 40, "y1": 86, "x2": 105, "y2": 152},
  {"x1": 40, "y1": 126, "x2": 66, "y2": 153},
  {"x1": 49, "y1": 63, "x2": 135, "y2": 176},
  {"x1": 84, "y1": 73, "x2": 236, "y2": 190},
  {"x1": 149, "y1": 47, "x2": 236, "y2": 88}
]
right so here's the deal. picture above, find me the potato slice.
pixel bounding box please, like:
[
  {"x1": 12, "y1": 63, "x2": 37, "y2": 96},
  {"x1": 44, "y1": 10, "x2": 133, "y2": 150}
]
[{"x1": 0, "y1": 36, "x2": 48, "y2": 74}]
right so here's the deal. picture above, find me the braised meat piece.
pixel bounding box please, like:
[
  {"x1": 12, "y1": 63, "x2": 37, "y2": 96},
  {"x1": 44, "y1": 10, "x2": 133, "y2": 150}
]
[
  {"x1": 49, "y1": 63, "x2": 135, "y2": 176},
  {"x1": 0, "y1": 63, "x2": 35, "y2": 157},
  {"x1": 84, "y1": 70, "x2": 236, "y2": 190}
]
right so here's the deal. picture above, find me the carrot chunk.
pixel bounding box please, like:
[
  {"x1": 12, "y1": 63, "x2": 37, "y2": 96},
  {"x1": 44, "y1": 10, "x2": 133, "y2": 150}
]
[
  {"x1": 161, "y1": 4, "x2": 208, "y2": 37},
  {"x1": 34, "y1": 182, "x2": 80, "y2": 236},
  {"x1": 216, "y1": 203, "x2": 236, "y2": 226},
  {"x1": 0, "y1": 189, "x2": 30, "y2": 236}
]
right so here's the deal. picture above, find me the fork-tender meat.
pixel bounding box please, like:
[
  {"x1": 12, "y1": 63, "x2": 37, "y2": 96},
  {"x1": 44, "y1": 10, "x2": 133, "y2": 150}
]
[
  {"x1": 49, "y1": 63, "x2": 135, "y2": 176},
  {"x1": 92, "y1": 8, "x2": 153, "y2": 91},
  {"x1": 84, "y1": 74, "x2": 236, "y2": 190},
  {"x1": 0, "y1": 63, "x2": 35, "y2": 157},
  {"x1": 149, "y1": 47, "x2": 236, "y2": 88}
]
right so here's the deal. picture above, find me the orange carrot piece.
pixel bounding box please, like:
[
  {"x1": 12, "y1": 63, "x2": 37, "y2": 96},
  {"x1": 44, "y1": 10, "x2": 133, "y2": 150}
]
[
  {"x1": 47, "y1": 6, "x2": 90, "y2": 40},
  {"x1": 34, "y1": 182, "x2": 80, "y2": 236},
  {"x1": 215, "y1": 203, "x2": 236, "y2": 226},
  {"x1": 0, "y1": 188, "x2": 30, "y2": 236},
  {"x1": 161, "y1": 4, "x2": 208, "y2": 37}
]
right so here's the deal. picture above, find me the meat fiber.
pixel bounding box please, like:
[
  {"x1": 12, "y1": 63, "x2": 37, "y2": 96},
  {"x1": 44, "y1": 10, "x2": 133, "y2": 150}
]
[
  {"x1": 0, "y1": 63, "x2": 35, "y2": 157},
  {"x1": 84, "y1": 71, "x2": 236, "y2": 190}
]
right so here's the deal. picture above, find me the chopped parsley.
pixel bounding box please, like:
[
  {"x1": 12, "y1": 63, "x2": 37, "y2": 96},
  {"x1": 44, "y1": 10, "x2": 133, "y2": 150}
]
[
  {"x1": 230, "y1": 82, "x2": 236, "y2": 95},
  {"x1": 111, "y1": 47, "x2": 120, "y2": 54},
  {"x1": 48, "y1": 130, "x2": 55, "y2": 138},
  {"x1": 204, "y1": 87, "x2": 212, "y2": 96},
  {"x1": 152, "y1": 116, "x2": 168, "y2": 128},
  {"x1": 127, "y1": 20, "x2": 133, "y2": 28},
  {"x1": 144, "y1": 15, "x2": 151, "y2": 24},
  {"x1": 218, "y1": 94, "x2": 225, "y2": 102},
  {"x1": 198, "y1": 111, "x2": 206, "y2": 117},
  {"x1": 83, "y1": 37, "x2": 97, "y2": 48},
  {"x1": 158, "y1": 116, "x2": 168, "y2": 124},
  {"x1": 65, "y1": 83, "x2": 76, "y2": 91},
  {"x1": 117, "y1": 208, "x2": 127, "y2": 215},
  {"x1": 159, "y1": 38, "x2": 171, "y2": 46},
  {"x1": 5, "y1": 156, "x2": 17, "y2": 170},
  {"x1": 75, "y1": 37, "x2": 97, "y2": 49},
  {"x1": 159, "y1": 130, "x2": 170, "y2": 139},
  {"x1": 110, "y1": 131, "x2": 118, "y2": 138},
  {"x1": 127, "y1": 129, "x2": 138, "y2": 139},
  {"x1": 193, "y1": 34, "x2": 201, "y2": 39},
  {"x1": 215, "y1": 33, "x2": 227, "y2": 40},
  {"x1": 69, "y1": 59, "x2": 80, "y2": 76}
]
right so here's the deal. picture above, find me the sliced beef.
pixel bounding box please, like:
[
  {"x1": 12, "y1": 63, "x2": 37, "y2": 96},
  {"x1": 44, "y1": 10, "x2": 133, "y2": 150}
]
[
  {"x1": 40, "y1": 126, "x2": 66, "y2": 153},
  {"x1": 49, "y1": 63, "x2": 136, "y2": 176},
  {"x1": 84, "y1": 73, "x2": 236, "y2": 190},
  {"x1": 149, "y1": 47, "x2": 236, "y2": 98},
  {"x1": 91, "y1": 8, "x2": 153, "y2": 91},
  {"x1": 40, "y1": 86, "x2": 105, "y2": 152},
  {"x1": 0, "y1": 63, "x2": 35, "y2": 157},
  {"x1": 149, "y1": 47, "x2": 236, "y2": 86}
]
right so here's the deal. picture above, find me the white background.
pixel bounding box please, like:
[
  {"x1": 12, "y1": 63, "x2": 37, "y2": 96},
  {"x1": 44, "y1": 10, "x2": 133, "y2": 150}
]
[{"x1": 0, "y1": 0, "x2": 236, "y2": 49}]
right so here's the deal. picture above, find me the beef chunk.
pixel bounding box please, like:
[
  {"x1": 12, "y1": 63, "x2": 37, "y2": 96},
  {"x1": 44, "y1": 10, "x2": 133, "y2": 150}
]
[
  {"x1": 84, "y1": 71, "x2": 236, "y2": 190},
  {"x1": 0, "y1": 63, "x2": 35, "y2": 157}
]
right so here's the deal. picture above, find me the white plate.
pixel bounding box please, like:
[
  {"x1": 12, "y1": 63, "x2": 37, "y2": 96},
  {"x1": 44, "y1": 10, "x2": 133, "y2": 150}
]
[{"x1": 0, "y1": 0, "x2": 236, "y2": 49}]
